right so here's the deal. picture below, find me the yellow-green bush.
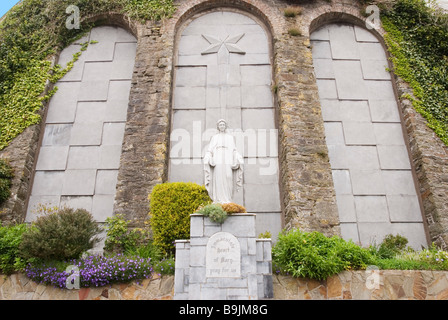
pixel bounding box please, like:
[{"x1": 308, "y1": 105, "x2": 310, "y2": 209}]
[{"x1": 149, "y1": 182, "x2": 211, "y2": 254}]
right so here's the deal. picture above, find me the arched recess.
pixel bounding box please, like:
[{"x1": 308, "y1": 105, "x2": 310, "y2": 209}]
[
  {"x1": 25, "y1": 25, "x2": 138, "y2": 224},
  {"x1": 168, "y1": 7, "x2": 283, "y2": 239},
  {"x1": 310, "y1": 20, "x2": 429, "y2": 249}
]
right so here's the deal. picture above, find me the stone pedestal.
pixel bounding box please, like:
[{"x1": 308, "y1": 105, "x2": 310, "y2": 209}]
[{"x1": 174, "y1": 213, "x2": 273, "y2": 300}]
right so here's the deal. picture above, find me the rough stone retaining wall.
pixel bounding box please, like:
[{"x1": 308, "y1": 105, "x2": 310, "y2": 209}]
[{"x1": 2, "y1": 270, "x2": 448, "y2": 300}]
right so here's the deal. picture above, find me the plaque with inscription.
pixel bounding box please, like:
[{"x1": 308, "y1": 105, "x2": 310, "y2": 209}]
[{"x1": 206, "y1": 232, "x2": 241, "y2": 278}]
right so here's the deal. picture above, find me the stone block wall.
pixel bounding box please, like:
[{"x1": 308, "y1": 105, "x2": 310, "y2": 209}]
[
  {"x1": 174, "y1": 214, "x2": 273, "y2": 300},
  {"x1": 2, "y1": 270, "x2": 448, "y2": 300}
]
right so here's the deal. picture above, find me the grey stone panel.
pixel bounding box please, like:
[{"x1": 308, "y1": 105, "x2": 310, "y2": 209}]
[
  {"x1": 85, "y1": 40, "x2": 115, "y2": 62},
  {"x1": 102, "y1": 122, "x2": 126, "y2": 146},
  {"x1": 354, "y1": 26, "x2": 379, "y2": 42},
  {"x1": 108, "y1": 81, "x2": 132, "y2": 102},
  {"x1": 58, "y1": 46, "x2": 86, "y2": 82},
  {"x1": 75, "y1": 102, "x2": 107, "y2": 123},
  {"x1": 60, "y1": 195, "x2": 93, "y2": 212},
  {"x1": 82, "y1": 62, "x2": 113, "y2": 81},
  {"x1": 206, "y1": 107, "x2": 241, "y2": 132},
  {"x1": 42, "y1": 124, "x2": 73, "y2": 146},
  {"x1": 369, "y1": 100, "x2": 401, "y2": 123},
  {"x1": 66, "y1": 146, "x2": 99, "y2": 170},
  {"x1": 343, "y1": 121, "x2": 376, "y2": 145},
  {"x1": 387, "y1": 195, "x2": 423, "y2": 222},
  {"x1": 340, "y1": 223, "x2": 360, "y2": 244},
  {"x1": 255, "y1": 212, "x2": 282, "y2": 242},
  {"x1": 95, "y1": 170, "x2": 119, "y2": 195},
  {"x1": 373, "y1": 123, "x2": 406, "y2": 145},
  {"x1": 110, "y1": 60, "x2": 136, "y2": 80},
  {"x1": 312, "y1": 58, "x2": 335, "y2": 79},
  {"x1": 92, "y1": 194, "x2": 115, "y2": 222},
  {"x1": 26, "y1": 195, "x2": 61, "y2": 221},
  {"x1": 242, "y1": 109, "x2": 275, "y2": 130},
  {"x1": 243, "y1": 158, "x2": 279, "y2": 185},
  {"x1": 241, "y1": 65, "x2": 272, "y2": 86},
  {"x1": 316, "y1": 79, "x2": 338, "y2": 99},
  {"x1": 354, "y1": 195, "x2": 389, "y2": 222},
  {"x1": 98, "y1": 145, "x2": 122, "y2": 169},
  {"x1": 311, "y1": 41, "x2": 332, "y2": 59},
  {"x1": 31, "y1": 171, "x2": 65, "y2": 196},
  {"x1": 321, "y1": 100, "x2": 371, "y2": 122},
  {"x1": 78, "y1": 80, "x2": 110, "y2": 102},
  {"x1": 69, "y1": 122, "x2": 103, "y2": 146},
  {"x1": 176, "y1": 66, "x2": 207, "y2": 87},
  {"x1": 361, "y1": 59, "x2": 391, "y2": 80},
  {"x1": 61, "y1": 169, "x2": 96, "y2": 196},
  {"x1": 324, "y1": 122, "x2": 345, "y2": 145},
  {"x1": 174, "y1": 87, "x2": 206, "y2": 109},
  {"x1": 229, "y1": 53, "x2": 270, "y2": 65},
  {"x1": 359, "y1": 42, "x2": 388, "y2": 61},
  {"x1": 35, "y1": 146, "x2": 69, "y2": 171},
  {"x1": 333, "y1": 60, "x2": 368, "y2": 100},
  {"x1": 391, "y1": 223, "x2": 428, "y2": 249},
  {"x1": 241, "y1": 85, "x2": 273, "y2": 108},
  {"x1": 331, "y1": 170, "x2": 353, "y2": 195},
  {"x1": 336, "y1": 194, "x2": 357, "y2": 223},
  {"x1": 45, "y1": 82, "x2": 81, "y2": 123},
  {"x1": 310, "y1": 26, "x2": 330, "y2": 41},
  {"x1": 357, "y1": 222, "x2": 393, "y2": 247},
  {"x1": 350, "y1": 169, "x2": 386, "y2": 195},
  {"x1": 244, "y1": 183, "x2": 281, "y2": 212},
  {"x1": 365, "y1": 80, "x2": 396, "y2": 100},
  {"x1": 328, "y1": 24, "x2": 360, "y2": 60},
  {"x1": 104, "y1": 100, "x2": 129, "y2": 122},
  {"x1": 169, "y1": 160, "x2": 204, "y2": 185},
  {"x1": 382, "y1": 170, "x2": 417, "y2": 195},
  {"x1": 114, "y1": 42, "x2": 138, "y2": 61},
  {"x1": 377, "y1": 145, "x2": 412, "y2": 169}
]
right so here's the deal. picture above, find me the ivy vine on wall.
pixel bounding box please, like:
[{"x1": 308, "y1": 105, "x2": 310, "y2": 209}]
[{"x1": 381, "y1": 0, "x2": 448, "y2": 145}]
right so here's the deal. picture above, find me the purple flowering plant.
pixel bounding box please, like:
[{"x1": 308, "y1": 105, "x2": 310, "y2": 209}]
[{"x1": 25, "y1": 254, "x2": 154, "y2": 288}]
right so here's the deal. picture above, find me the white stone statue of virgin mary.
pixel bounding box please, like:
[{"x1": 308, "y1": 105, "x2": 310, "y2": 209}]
[{"x1": 204, "y1": 119, "x2": 243, "y2": 204}]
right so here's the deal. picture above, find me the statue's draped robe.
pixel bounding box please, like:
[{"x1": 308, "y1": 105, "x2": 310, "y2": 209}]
[{"x1": 204, "y1": 132, "x2": 243, "y2": 203}]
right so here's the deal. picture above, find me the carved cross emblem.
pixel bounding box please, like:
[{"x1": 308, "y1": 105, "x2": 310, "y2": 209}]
[{"x1": 201, "y1": 33, "x2": 246, "y2": 55}]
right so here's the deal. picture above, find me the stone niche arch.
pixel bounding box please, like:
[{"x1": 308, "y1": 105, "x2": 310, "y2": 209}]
[
  {"x1": 25, "y1": 24, "x2": 138, "y2": 225},
  {"x1": 309, "y1": 16, "x2": 430, "y2": 249},
  {"x1": 168, "y1": 5, "x2": 283, "y2": 240}
]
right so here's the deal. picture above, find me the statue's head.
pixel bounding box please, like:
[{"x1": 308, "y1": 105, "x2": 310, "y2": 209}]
[{"x1": 216, "y1": 119, "x2": 227, "y2": 132}]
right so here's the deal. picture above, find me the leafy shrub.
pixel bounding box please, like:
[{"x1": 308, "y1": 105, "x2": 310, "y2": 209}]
[
  {"x1": 370, "y1": 234, "x2": 409, "y2": 259},
  {"x1": 0, "y1": 223, "x2": 28, "y2": 274},
  {"x1": 0, "y1": 159, "x2": 14, "y2": 205},
  {"x1": 196, "y1": 203, "x2": 228, "y2": 223},
  {"x1": 220, "y1": 202, "x2": 247, "y2": 214},
  {"x1": 103, "y1": 214, "x2": 149, "y2": 255},
  {"x1": 149, "y1": 182, "x2": 211, "y2": 254},
  {"x1": 19, "y1": 207, "x2": 102, "y2": 261},
  {"x1": 272, "y1": 229, "x2": 374, "y2": 280}
]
